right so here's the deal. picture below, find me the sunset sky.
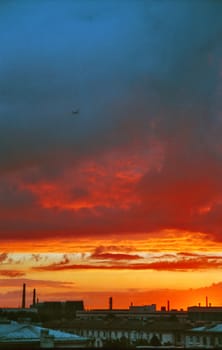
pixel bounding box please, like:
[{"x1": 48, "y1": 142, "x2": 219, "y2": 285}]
[{"x1": 1, "y1": 0, "x2": 222, "y2": 310}]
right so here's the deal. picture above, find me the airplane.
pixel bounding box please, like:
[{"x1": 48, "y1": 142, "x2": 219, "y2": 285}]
[{"x1": 72, "y1": 108, "x2": 79, "y2": 115}]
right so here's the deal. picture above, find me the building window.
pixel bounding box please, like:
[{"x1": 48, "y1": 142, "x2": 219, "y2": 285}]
[
  {"x1": 203, "y1": 336, "x2": 207, "y2": 345},
  {"x1": 210, "y1": 336, "x2": 214, "y2": 346},
  {"x1": 177, "y1": 334, "x2": 181, "y2": 342},
  {"x1": 189, "y1": 336, "x2": 193, "y2": 343}
]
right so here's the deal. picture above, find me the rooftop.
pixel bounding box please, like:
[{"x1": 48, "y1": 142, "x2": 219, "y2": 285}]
[
  {"x1": 0, "y1": 320, "x2": 89, "y2": 344},
  {"x1": 191, "y1": 324, "x2": 222, "y2": 333}
]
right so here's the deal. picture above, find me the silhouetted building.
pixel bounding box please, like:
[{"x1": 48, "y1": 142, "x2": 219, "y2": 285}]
[
  {"x1": 188, "y1": 306, "x2": 222, "y2": 322},
  {"x1": 129, "y1": 304, "x2": 156, "y2": 313},
  {"x1": 0, "y1": 308, "x2": 38, "y2": 323},
  {"x1": 44, "y1": 318, "x2": 187, "y2": 348},
  {"x1": 76, "y1": 307, "x2": 187, "y2": 322},
  {"x1": 34, "y1": 301, "x2": 84, "y2": 321}
]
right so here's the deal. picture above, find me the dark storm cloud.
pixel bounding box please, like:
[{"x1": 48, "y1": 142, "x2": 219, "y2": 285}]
[
  {"x1": 1, "y1": 1, "x2": 222, "y2": 240},
  {"x1": 0, "y1": 181, "x2": 36, "y2": 210},
  {"x1": 0, "y1": 0, "x2": 149, "y2": 173},
  {"x1": 69, "y1": 187, "x2": 90, "y2": 201}
]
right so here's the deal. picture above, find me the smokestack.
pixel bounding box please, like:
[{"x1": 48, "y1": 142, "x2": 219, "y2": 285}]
[
  {"x1": 206, "y1": 296, "x2": 208, "y2": 307},
  {"x1": 33, "y1": 288, "x2": 36, "y2": 306},
  {"x1": 22, "y1": 283, "x2": 26, "y2": 308},
  {"x1": 109, "y1": 296, "x2": 113, "y2": 310},
  {"x1": 167, "y1": 300, "x2": 170, "y2": 312}
]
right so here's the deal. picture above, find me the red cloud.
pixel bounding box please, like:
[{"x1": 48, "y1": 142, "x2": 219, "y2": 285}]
[
  {"x1": 0, "y1": 270, "x2": 25, "y2": 277},
  {"x1": 90, "y1": 245, "x2": 142, "y2": 260},
  {"x1": 1, "y1": 116, "x2": 222, "y2": 244},
  {"x1": 91, "y1": 252, "x2": 143, "y2": 260},
  {"x1": 0, "y1": 253, "x2": 8, "y2": 263},
  {"x1": 92, "y1": 245, "x2": 135, "y2": 254},
  {"x1": 0, "y1": 278, "x2": 75, "y2": 288}
]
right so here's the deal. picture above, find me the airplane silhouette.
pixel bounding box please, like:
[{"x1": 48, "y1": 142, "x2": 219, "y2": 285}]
[{"x1": 72, "y1": 109, "x2": 79, "y2": 115}]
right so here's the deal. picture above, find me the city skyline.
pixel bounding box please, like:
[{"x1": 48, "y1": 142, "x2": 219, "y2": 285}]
[
  {"x1": 2, "y1": 281, "x2": 222, "y2": 311},
  {"x1": 1, "y1": 1, "x2": 222, "y2": 309}
]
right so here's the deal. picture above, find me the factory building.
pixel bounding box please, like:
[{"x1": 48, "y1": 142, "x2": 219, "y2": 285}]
[
  {"x1": 33, "y1": 300, "x2": 84, "y2": 320},
  {"x1": 44, "y1": 318, "x2": 187, "y2": 348},
  {"x1": 188, "y1": 306, "x2": 222, "y2": 322}
]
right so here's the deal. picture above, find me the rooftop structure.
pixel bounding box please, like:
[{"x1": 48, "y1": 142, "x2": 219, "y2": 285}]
[
  {"x1": 44, "y1": 318, "x2": 188, "y2": 348},
  {"x1": 76, "y1": 308, "x2": 187, "y2": 321},
  {"x1": 32, "y1": 300, "x2": 84, "y2": 321},
  {"x1": 0, "y1": 320, "x2": 90, "y2": 348},
  {"x1": 129, "y1": 304, "x2": 156, "y2": 313},
  {"x1": 188, "y1": 306, "x2": 222, "y2": 322}
]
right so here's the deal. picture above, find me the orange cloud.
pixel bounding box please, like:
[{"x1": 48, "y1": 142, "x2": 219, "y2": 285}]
[
  {"x1": 0, "y1": 270, "x2": 25, "y2": 277},
  {"x1": 0, "y1": 253, "x2": 8, "y2": 263},
  {"x1": 32, "y1": 253, "x2": 222, "y2": 272},
  {"x1": 90, "y1": 245, "x2": 142, "y2": 261},
  {"x1": 0, "y1": 278, "x2": 75, "y2": 289},
  {"x1": 90, "y1": 252, "x2": 143, "y2": 261}
]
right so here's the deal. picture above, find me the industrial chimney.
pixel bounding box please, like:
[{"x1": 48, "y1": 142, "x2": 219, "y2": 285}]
[
  {"x1": 22, "y1": 283, "x2": 26, "y2": 308},
  {"x1": 167, "y1": 300, "x2": 170, "y2": 312},
  {"x1": 109, "y1": 296, "x2": 113, "y2": 310},
  {"x1": 33, "y1": 288, "x2": 36, "y2": 306}
]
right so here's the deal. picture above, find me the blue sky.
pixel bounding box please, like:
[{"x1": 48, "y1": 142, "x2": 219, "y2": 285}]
[{"x1": 1, "y1": 1, "x2": 221, "y2": 166}]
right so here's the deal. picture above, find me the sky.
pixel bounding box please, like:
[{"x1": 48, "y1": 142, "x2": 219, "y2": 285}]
[{"x1": 1, "y1": 0, "x2": 222, "y2": 310}]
